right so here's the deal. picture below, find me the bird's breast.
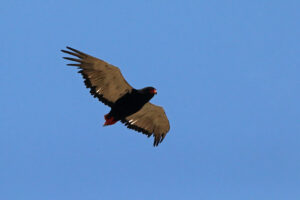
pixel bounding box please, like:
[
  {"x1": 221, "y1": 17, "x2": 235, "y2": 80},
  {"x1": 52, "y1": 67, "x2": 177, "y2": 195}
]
[{"x1": 111, "y1": 92, "x2": 150, "y2": 119}]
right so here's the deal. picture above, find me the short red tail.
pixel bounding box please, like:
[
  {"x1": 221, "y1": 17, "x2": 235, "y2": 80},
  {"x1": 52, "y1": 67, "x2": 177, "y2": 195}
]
[{"x1": 103, "y1": 114, "x2": 118, "y2": 126}]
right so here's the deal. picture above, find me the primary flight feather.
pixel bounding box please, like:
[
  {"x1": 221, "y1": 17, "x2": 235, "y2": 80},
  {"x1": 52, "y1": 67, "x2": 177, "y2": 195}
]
[{"x1": 61, "y1": 47, "x2": 170, "y2": 146}]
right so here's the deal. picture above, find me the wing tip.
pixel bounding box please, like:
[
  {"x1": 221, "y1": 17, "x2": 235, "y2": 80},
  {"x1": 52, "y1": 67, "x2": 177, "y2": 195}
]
[
  {"x1": 153, "y1": 135, "x2": 166, "y2": 147},
  {"x1": 120, "y1": 115, "x2": 169, "y2": 147},
  {"x1": 61, "y1": 46, "x2": 74, "y2": 53}
]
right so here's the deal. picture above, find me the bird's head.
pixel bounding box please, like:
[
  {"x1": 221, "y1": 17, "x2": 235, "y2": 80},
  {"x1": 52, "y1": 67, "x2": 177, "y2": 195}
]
[
  {"x1": 140, "y1": 87, "x2": 157, "y2": 97},
  {"x1": 145, "y1": 87, "x2": 157, "y2": 95}
]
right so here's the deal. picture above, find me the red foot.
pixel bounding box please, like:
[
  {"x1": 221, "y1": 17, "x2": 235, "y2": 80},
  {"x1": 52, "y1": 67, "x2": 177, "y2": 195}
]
[{"x1": 103, "y1": 114, "x2": 118, "y2": 126}]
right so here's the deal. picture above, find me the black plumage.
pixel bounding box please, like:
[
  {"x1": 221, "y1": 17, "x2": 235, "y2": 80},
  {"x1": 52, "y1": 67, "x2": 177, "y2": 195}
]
[{"x1": 62, "y1": 47, "x2": 170, "y2": 146}]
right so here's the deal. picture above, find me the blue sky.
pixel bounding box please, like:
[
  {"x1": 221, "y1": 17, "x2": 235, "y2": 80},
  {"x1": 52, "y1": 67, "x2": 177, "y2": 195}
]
[{"x1": 1, "y1": 1, "x2": 300, "y2": 199}]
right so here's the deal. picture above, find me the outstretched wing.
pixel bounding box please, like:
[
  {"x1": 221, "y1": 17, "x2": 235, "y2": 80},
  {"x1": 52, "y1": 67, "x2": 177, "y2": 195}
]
[
  {"x1": 62, "y1": 46, "x2": 133, "y2": 107},
  {"x1": 121, "y1": 103, "x2": 170, "y2": 146}
]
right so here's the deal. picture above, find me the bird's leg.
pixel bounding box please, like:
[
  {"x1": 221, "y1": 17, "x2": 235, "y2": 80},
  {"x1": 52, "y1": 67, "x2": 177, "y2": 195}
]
[{"x1": 103, "y1": 113, "x2": 118, "y2": 126}]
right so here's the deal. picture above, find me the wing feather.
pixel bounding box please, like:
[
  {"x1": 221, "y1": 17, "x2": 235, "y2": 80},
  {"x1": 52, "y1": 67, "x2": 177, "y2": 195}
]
[
  {"x1": 62, "y1": 47, "x2": 133, "y2": 107},
  {"x1": 121, "y1": 103, "x2": 170, "y2": 146}
]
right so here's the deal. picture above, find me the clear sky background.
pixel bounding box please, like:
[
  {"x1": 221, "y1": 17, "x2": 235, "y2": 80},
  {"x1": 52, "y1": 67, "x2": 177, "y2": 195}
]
[{"x1": 1, "y1": 1, "x2": 300, "y2": 199}]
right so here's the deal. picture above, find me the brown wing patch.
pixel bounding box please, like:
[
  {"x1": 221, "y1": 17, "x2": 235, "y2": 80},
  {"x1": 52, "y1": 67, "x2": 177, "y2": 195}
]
[
  {"x1": 62, "y1": 47, "x2": 133, "y2": 107},
  {"x1": 121, "y1": 103, "x2": 170, "y2": 146}
]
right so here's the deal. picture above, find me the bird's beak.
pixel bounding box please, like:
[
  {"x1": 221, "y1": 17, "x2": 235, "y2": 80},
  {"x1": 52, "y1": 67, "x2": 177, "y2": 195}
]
[{"x1": 154, "y1": 89, "x2": 157, "y2": 94}]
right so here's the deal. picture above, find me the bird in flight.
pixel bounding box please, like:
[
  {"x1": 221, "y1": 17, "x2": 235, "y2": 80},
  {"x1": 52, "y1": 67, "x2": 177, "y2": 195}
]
[{"x1": 61, "y1": 47, "x2": 170, "y2": 146}]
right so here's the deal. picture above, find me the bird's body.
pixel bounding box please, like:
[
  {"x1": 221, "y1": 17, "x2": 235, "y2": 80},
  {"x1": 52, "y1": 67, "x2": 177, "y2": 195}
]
[
  {"x1": 106, "y1": 88, "x2": 156, "y2": 124},
  {"x1": 62, "y1": 47, "x2": 170, "y2": 146}
]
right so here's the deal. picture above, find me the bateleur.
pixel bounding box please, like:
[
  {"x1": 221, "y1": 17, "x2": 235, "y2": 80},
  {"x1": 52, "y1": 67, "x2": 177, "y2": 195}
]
[{"x1": 61, "y1": 47, "x2": 170, "y2": 146}]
